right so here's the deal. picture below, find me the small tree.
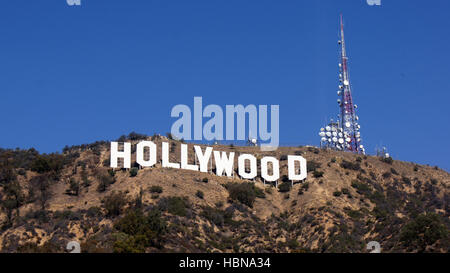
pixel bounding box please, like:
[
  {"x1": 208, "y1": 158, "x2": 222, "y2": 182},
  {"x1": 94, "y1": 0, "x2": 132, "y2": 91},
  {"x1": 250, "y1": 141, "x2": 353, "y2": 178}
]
[
  {"x1": 29, "y1": 174, "x2": 52, "y2": 211},
  {"x1": 66, "y1": 178, "x2": 80, "y2": 196},
  {"x1": 103, "y1": 191, "x2": 128, "y2": 217},
  {"x1": 400, "y1": 213, "x2": 448, "y2": 252}
]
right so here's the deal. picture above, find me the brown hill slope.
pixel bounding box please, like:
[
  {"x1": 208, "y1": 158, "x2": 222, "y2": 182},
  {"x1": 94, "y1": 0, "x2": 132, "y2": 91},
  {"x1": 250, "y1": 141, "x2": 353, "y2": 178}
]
[{"x1": 0, "y1": 135, "x2": 448, "y2": 253}]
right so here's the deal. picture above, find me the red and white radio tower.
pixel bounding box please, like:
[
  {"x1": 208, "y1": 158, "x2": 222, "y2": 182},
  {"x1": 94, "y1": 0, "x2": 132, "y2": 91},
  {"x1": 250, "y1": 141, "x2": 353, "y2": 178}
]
[{"x1": 319, "y1": 15, "x2": 365, "y2": 154}]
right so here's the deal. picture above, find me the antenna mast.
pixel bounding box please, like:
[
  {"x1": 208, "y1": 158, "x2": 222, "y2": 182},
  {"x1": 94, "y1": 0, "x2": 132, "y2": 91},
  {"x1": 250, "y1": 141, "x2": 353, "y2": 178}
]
[{"x1": 319, "y1": 15, "x2": 365, "y2": 154}]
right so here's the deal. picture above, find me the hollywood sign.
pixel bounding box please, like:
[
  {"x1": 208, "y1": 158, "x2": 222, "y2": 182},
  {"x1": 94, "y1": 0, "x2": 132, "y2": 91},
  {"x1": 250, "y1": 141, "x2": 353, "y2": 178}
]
[{"x1": 110, "y1": 141, "x2": 307, "y2": 182}]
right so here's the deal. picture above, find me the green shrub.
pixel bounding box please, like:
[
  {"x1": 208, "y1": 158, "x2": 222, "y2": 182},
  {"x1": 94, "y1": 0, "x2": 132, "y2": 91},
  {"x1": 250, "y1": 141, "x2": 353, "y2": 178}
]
[
  {"x1": 149, "y1": 186, "x2": 163, "y2": 194},
  {"x1": 196, "y1": 190, "x2": 204, "y2": 199},
  {"x1": 225, "y1": 182, "x2": 265, "y2": 208},
  {"x1": 402, "y1": 176, "x2": 411, "y2": 185},
  {"x1": 103, "y1": 191, "x2": 128, "y2": 217},
  {"x1": 351, "y1": 180, "x2": 372, "y2": 195},
  {"x1": 200, "y1": 206, "x2": 232, "y2": 227},
  {"x1": 340, "y1": 160, "x2": 361, "y2": 171},
  {"x1": 96, "y1": 169, "x2": 116, "y2": 192},
  {"x1": 313, "y1": 170, "x2": 324, "y2": 178},
  {"x1": 30, "y1": 153, "x2": 66, "y2": 174},
  {"x1": 333, "y1": 191, "x2": 342, "y2": 197},
  {"x1": 158, "y1": 196, "x2": 191, "y2": 217},
  {"x1": 278, "y1": 182, "x2": 292, "y2": 193},
  {"x1": 114, "y1": 209, "x2": 167, "y2": 252},
  {"x1": 301, "y1": 182, "x2": 310, "y2": 191},
  {"x1": 281, "y1": 175, "x2": 289, "y2": 182},
  {"x1": 129, "y1": 167, "x2": 138, "y2": 177},
  {"x1": 400, "y1": 213, "x2": 448, "y2": 251},
  {"x1": 390, "y1": 168, "x2": 399, "y2": 175},
  {"x1": 307, "y1": 160, "x2": 321, "y2": 172}
]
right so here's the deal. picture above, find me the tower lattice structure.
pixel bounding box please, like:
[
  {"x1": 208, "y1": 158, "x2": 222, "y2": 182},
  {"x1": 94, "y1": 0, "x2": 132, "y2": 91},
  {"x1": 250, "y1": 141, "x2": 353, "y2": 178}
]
[{"x1": 319, "y1": 15, "x2": 364, "y2": 154}]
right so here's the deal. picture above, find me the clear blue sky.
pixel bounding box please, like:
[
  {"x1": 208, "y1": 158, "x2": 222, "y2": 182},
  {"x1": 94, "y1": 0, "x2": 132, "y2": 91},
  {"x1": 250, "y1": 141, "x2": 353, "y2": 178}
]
[{"x1": 1, "y1": 0, "x2": 449, "y2": 170}]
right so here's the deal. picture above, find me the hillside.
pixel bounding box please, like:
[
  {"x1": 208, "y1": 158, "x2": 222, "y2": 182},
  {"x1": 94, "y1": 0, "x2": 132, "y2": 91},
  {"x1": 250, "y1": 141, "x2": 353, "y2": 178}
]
[{"x1": 0, "y1": 133, "x2": 448, "y2": 253}]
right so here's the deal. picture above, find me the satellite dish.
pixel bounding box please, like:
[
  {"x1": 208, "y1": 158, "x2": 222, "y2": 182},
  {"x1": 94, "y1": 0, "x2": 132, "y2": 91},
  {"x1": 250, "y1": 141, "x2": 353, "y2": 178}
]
[
  {"x1": 321, "y1": 137, "x2": 327, "y2": 142},
  {"x1": 354, "y1": 104, "x2": 358, "y2": 109},
  {"x1": 346, "y1": 137, "x2": 351, "y2": 142},
  {"x1": 327, "y1": 138, "x2": 332, "y2": 143},
  {"x1": 337, "y1": 91, "x2": 341, "y2": 96},
  {"x1": 339, "y1": 63, "x2": 342, "y2": 67},
  {"x1": 343, "y1": 80, "x2": 349, "y2": 86},
  {"x1": 339, "y1": 138, "x2": 344, "y2": 144},
  {"x1": 332, "y1": 132, "x2": 337, "y2": 137},
  {"x1": 325, "y1": 126, "x2": 331, "y2": 131},
  {"x1": 319, "y1": 132, "x2": 326, "y2": 137},
  {"x1": 251, "y1": 138, "x2": 257, "y2": 144},
  {"x1": 355, "y1": 116, "x2": 359, "y2": 121},
  {"x1": 326, "y1": 132, "x2": 332, "y2": 137},
  {"x1": 339, "y1": 85, "x2": 343, "y2": 89},
  {"x1": 345, "y1": 122, "x2": 351, "y2": 128},
  {"x1": 338, "y1": 132, "x2": 343, "y2": 137},
  {"x1": 339, "y1": 73, "x2": 343, "y2": 78},
  {"x1": 337, "y1": 99, "x2": 341, "y2": 104},
  {"x1": 359, "y1": 145, "x2": 364, "y2": 149},
  {"x1": 320, "y1": 128, "x2": 325, "y2": 132}
]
